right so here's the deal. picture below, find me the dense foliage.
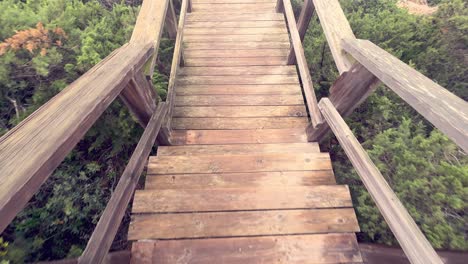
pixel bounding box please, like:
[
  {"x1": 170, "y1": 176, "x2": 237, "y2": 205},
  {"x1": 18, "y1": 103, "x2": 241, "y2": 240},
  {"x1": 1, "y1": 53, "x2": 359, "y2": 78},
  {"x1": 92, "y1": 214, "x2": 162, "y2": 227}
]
[
  {"x1": 0, "y1": 0, "x2": 466, "y2": 262},
  {"x1": 302, "y1": 0, "x2": 467, "y2": 250}
]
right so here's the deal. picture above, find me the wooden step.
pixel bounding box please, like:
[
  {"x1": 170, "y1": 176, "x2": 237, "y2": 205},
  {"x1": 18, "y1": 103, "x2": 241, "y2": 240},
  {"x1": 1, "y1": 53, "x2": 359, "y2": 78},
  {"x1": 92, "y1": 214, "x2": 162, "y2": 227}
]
[
  {"x1": 145, "y1": 171, "x2": 336, "y2": 190},
  {"x1": 185, "y1": 20, "x2": 285, "y2": 28},
  {"x1": 175, "y1": 95, "x2": 304, "y2": 106},
  {"x1": 171, "y1": 129, "x2": 307, "y2": 145},
  {"x1": 186, "y1": 13, "x2": 284, "y2": 22},
  {"x1": 185, "y1": 57, "x2": 287, "y2": 66},
  {"x1": 128, "y1": 208, "x2": 359, "y2": 240},
  {"x1": 178, "y1": 66, "x2": 297, "y2": 76},
  {"x1": 175, "y1": 84, "x2": 302, "y2": 95},
  {"x1": 184, "y1": 34, "x2": 289, "y2": 42},
  {"x1": 184, "y1": 27, "x2": 287, "y2": 35},
  {"x1": 192, "y1": 0, "x2": 277, "y2": 4},
  {"x1": 172, "y1": 117, "x2": 308, "y2": 129},
  {"x1": 157, "y1": 143, "x2": 319, "y2": 155},
  {"x1": 176, "y1": 75, "x2": 298, "y2": 85},
  {"x1": 173, "y1": 106, "x2": 307, "y2": 117},
  {"x1": 132, "y1": 185, "x2": 352, "y2": 213},
  {"x1": 147, "y1": 153, "x2": 331, "y2": 174},
  {"x1": 131, "y1": 234, "x2": 363, "y2": 263},
  {"x1": 183, "y1": 49, "x2": 290, "y2": 58},
  {"x1": 191, "y1": 3, "x2": 277, "y2": 12},
  {"x1": 184, "y1": 41, "x2": 290, "y2": 49}
]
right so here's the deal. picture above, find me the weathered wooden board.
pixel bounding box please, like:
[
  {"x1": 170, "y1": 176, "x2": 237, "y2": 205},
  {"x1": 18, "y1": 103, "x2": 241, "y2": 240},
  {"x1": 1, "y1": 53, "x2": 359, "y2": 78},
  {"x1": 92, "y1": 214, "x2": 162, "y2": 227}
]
[
  {"x1": 191, "y1": 3, "x2": 276, "y2": 12},
  {"x1": 131, "y1": 233, "x2": 363, "y2": 264},
  {"x1": 128, "y1": 208, "x2": 359, "y2": 239},
  {"x1": 175, "y1": 95, "x2": 304, "y2": 106},
  {"x1": 145, "y1": 171, "x2": 335, "y2": 190},
  {"x1": 132, "y1": 185, "x2": 352, "y2": 213},
  {"x1": 172, "y1": 117, "x2": 308, "y2": 129},
  {"x1": 157, "y1": 143, "x2": 319, "y2": 155},
  {"x1": 171, "y1": 129, "x2": 308, "y2": 145},
  {"x1": 184, "y1": 41, "x2": 290, "y2": 49},
  {"x1": 192, "y1": 0, "x2": 276, "y2": 3},
  {"x1": 186, "y1": 13, "x2": 284, "y2": 21},
  {"x1": 185, "y1": 57, "x2": 287, "y2": 66},
  {"x1": 288, "y1": 0, "x2": 315, "y2": 64},
  {"x1": 319, "y1": 98, "x2": 444, "y2": 264},
  {"x1": 343, "y1": 39, "x2": 468, "y2": 153},
  {"x1": 185, "y1": 20, "x2": 284, "y2": 28},
  {"x1": 184, "y1": 27, "x2": 287, "y2": 35},
  {"x1": 184, "y1": 34, "x2": 289, "y2": 42},
  {"x1": 147, "y1": 153, "x2": 331, "y2": 174},
  {"x1": 176, "y1": 75, "x2": 298, "y2": 85},
  {"x1": 178, "y1": 66, "x2": 297, "y2": 76},
  {"x1": 173, "y1": 106, "x2": 307, "y2": 117},
  {"x1": 184, "y1": 49, "x2": 289, "y2": 58},
  {"x1": 175, "y1": 84, "x2": 302, "y2": 95}
]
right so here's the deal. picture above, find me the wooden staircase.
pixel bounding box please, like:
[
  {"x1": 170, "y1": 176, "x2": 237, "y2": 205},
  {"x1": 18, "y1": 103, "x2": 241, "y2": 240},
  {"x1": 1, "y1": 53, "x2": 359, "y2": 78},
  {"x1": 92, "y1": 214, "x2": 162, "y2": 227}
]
[{"x1": 128, "y1": 1, "x2": 362, "y2": 262}]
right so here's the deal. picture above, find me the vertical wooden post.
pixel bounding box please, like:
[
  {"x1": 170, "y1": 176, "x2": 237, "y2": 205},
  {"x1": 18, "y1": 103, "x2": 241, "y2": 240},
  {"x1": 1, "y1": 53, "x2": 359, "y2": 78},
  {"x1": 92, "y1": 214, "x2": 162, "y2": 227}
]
[
  {"x1": 187, "y1": 0, "x2": 193, "y2": 12},
  {"x1": 275, "y1": 0, "x2": 283, "y2": 13},
  {"x1": 120, "y1": 72, "x2": 158, "y2": 127},
  {"x1": 164, "y1": 0, "x2": 178, "y2": 39},
  {"x1": 287, "y1": 0, "x2": 315, "y2": 64}
]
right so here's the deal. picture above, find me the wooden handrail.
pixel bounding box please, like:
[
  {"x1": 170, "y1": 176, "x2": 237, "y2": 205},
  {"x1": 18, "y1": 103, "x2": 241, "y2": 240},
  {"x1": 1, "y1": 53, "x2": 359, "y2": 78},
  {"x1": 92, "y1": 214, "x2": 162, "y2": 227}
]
[
  {"x1": 343, "y1": 39, "x2": 468, "y2": 152},
  {"x1": 318, "y1": 98, "x2": 443, "y2": 264},
  {"x1": 287, "y1": 0, "x2": 314, "y2": 64},
  {"x1": 279, "y1": 0, "x2": 322, "y2": 127},
  {"x1": 79, "y1": 103, "x2": 168, "y2": 264}
]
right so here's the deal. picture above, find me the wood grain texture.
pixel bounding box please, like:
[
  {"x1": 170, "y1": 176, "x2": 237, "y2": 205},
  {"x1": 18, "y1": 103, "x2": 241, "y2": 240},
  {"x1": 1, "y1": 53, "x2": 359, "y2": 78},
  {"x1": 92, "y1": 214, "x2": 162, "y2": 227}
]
[
  {"x1": 192, "y1": 0, "x2": 277, "y2": 3},
  {"x1": 186, "y1": 13, "x2": 285, "y2": 21},
  {"x1": 79, "y1": 103, "x2": 167, "y2": 264},
  {"x1": 185, "y1": 57, "x2": 287, "y2": 66},
  {"x1": 343, "y1": 39, "x2": 468, "y2": 152},
  {"x1": 184, "y1": 27, "x2": 287, "y2": 35},
  {"x1": 178, "y1": 65, "x2": 297, "y2": 76},
  {"x1": 184, "y1": 49, "x2": 289, "y2": 58},
  {"x1": 175, "y1": 95, "x2": 304, "y2": 106},
  {"x1": 157, "y1": 142, "x2": 319, "y2": 155},
  {"x1": 184, "y1": 34, "x2": 289, "y2": 42},
  {"x1": 128, "y1": 208, "x2": 359, "y2": 239},
  {"x1": 173, "y1": 106, "x2": 307, "y2": 117},
  {"x1": 145, "y1": 171, "x2": 335, "y2": 190},
  {"x1": 185, "y1": 20, "x2": 284, "y2": 28},
  {"x1": 171, "y1": 129, "x2": 308, "y2": 145},
  {"x1": 283, "y1": 0, "x2": 322, "y2": 126},
  {"x1": 175, "y1": 84, "x2": 302, "y2": 95},
  {"x1": 319, "y1": 98, "x2": 443, "y2": 264},
  {"x1": 191, "y1": 3, "x2": 276, "y2": 12},
  {"x1": 172, "y1": 117, "x2": 308, "y2": 129},
  {"x1": 164, "y1": 0, "x2": 177, "y2": 39},
  {"x1": 131, "y1": 234, "x2": 362, "y2": 264},
  {"x1": 288, "y1": 0, "x2": 314, "y2": 64},
  {"x1": 132, "y1": 185, "x2": 353, "y2": 213},
  {"x1": 147, "y1": 153, "x2": 331, "y2": 174},
  {"x1": 0, "y1": 43, "x2": 153, "y2": 233},
  {"x1": 176, "y1": 75, "x2": 299, "y2": 85},
  {"x1": 184, "y1": 41, "x2": 290, "y2": 49},
  {"x1": 311, "y1": 0, "x2": 355, "y2": 73}
]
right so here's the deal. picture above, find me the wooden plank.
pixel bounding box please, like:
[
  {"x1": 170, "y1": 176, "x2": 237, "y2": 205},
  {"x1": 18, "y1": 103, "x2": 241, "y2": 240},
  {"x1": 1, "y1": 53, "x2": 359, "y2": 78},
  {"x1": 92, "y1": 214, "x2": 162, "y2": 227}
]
[
  {"x1": 145, "y1": 171, "x2": 335, "y2": 190},
  {"x1": 79, "y1": 104, "x2": 167, "y2": 263},
  {"x1": 173, "y1": 106, "x2": 307, "y2": 117},
  {"x1": 283, "y1": 0, "x2": 322, "y2": 126},
  {"x1": 186, "y1": 13, "x2": 284, "y2": 21},
  {"x1": 172, "y1": 117, "x2": 308, "y2": 129},
  {"x1": 307, "y1": 63, "x2": 379, "y2": 141},
  {"x1": 185, "y1": 20, "x2": 284, "y2": 28},
  {"x1": 0, "y1": 43, "x2": 153, "y2": 233},
  {"x1": 343, "y1": 39, "x2": 468, "y2": 152},
  {"x1": 184, "y1": 34, "x2": 289, "y2": 42},
  {"x1": 184, "y1": 49, "x2": 289, "y2": 58},
  {"x1": 288, "y1": 0, "x2": 315, "y2": 64},
  {"x1": 184, "y1": 27, "x2": 286, "y2": 35},
  {"x1": 157, "y1": 142, "x2": 319, "y2": 155},
  {"x1": 311, "y1": 0, "x2": 355, "y2": 73},
  {"x1": 128, "y1": 208, "x2": 359, "y2": 239},
  {"x1": 131, "y1": 234, "x2": 362, "y2": 264},
  {"x1": 175, "y1": 95, "x2": 304, "y2": 106},
  {"x1": 319, "y1": 98, "x2": 443, "y2": 264},
  {"x1": 192, "y1": 0, "x2": 276, "y2": 3},
  {"x1": 178, "y1": 66, "x2": 297, "y2": 76},
  {"x1": 119, "y1": 72, "x2": 157, "y2": 127},
  {"x1": 132, "y1": 185, "x2": 353, "y2": 213},
  {"x1": 185, "y1": 57, "x2": 287, "y2": 66},
  {"x1": 176, "y1": 75, "x2": 299, "y2": 85},
  {"x1": 147, "y1": 153, "x2": 331, "y2": 174},
  {"x1": 164, "y1": 0, "x2": 177, "y2": 39},
  {"x1": 171, "y1": 129, "x2": 308, "y2": 145},
  {"x1": 192, "y1": 3, "x2": 276, "y2": 12},
  {"x1": 184, "y1": 41, "x2": 290, "y2": 49},
  {"x1": 176, "y1": 84, "x2": 302, "y2": 95}
]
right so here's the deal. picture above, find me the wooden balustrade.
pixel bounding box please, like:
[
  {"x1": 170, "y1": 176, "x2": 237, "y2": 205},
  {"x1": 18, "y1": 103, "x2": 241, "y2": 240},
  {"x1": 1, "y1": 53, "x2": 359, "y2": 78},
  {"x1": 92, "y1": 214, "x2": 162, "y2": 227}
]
[
  {"x1": 287, "y1": 0, "x2": 314, "y2": 64},
  {"x1": 318, "y1": 98, "x2": 443, "y2": 264}
]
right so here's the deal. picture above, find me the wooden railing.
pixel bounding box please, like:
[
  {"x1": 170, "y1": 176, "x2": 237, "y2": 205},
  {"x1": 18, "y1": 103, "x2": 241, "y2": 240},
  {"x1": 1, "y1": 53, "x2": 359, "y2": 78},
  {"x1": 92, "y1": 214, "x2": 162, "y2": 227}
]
[
  {"x1": 0, "y1": 0, "x2": 189, "y2": 262},
  {"x1": 283, "y1": 0, "x2": 468, "y2": 263}
]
